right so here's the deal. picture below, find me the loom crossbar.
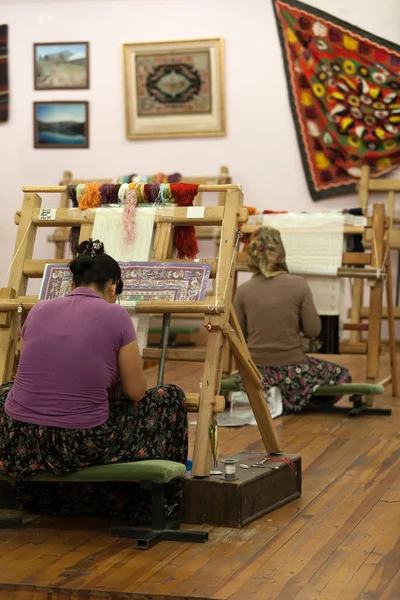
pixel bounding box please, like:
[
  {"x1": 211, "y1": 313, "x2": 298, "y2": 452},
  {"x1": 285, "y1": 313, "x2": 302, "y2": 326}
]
[
  {"x1": 23, "y1": 258, "x2": 218, "y2": 279},
  {"x1": 22, "y1": 184, "x2": 241, "y2": 193},
  {"x1": 0, "y1": 297, "x2": 225, "y2": 315},
  {"x1": 15, "y1": 206, "x2": 248, "y2": 228}
]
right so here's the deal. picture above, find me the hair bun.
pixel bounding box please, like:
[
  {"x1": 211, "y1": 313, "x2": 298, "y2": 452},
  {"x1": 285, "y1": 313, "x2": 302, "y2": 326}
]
[{"x1": 75, "y1": 239, "x2": 105, "y2": 258}]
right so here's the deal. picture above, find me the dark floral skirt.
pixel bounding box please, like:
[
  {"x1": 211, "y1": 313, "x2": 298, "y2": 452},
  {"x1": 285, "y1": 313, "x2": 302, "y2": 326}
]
[
  {"x1": 0, "y1": 382, "x2": 188, "y2": 524},
  {"x1": 234, "y1": 355, "x2": 351, "y2": 414}
]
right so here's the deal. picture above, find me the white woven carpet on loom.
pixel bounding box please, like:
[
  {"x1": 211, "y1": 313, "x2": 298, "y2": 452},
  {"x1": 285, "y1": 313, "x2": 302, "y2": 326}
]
[
  {"x1": 254, "y1": 213, "x2": 346, "y2": 317},
  {"x1": 92, "y1": 206, "x2": 156, "y2": 354}
]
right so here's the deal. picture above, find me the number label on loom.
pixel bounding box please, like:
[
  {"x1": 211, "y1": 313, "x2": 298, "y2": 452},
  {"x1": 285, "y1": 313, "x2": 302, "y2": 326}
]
[
  {"x1": 39, "y1": 208, "x2": 56, "y2": 221},
  {"x1": 187, "y1": 206, "x2": 205, "y2": 219}
]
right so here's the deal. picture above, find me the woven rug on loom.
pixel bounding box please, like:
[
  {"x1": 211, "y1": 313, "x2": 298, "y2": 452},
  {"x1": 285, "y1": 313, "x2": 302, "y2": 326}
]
[
  {"x1": 273, "y1": 0, "x2": 400, "y2": 200},
  {"x1": 0, "y1": 25, "x2": 8, "y2": 123},
  {"x1": 39, "y1": 263, "x2": 211, "y2": 303}
]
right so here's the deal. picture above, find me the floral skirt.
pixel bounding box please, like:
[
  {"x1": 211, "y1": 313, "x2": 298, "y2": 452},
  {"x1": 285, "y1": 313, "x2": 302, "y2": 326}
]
[
  {"x1": 234, "y1": 356, "x2": 351, "y2": 414},
  {"x1": 0, "y1": 382, "x2": 188, "y2": 524}
]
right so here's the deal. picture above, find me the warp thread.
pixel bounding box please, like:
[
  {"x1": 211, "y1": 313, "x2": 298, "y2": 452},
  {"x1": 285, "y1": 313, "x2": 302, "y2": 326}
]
[{"x1": 79, "y1": 183, "x2": 101, "y2": 209}]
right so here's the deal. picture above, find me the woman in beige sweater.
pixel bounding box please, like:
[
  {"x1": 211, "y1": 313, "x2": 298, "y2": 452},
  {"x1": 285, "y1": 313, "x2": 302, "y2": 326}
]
[{"x1": 234, "y1": 226, "x2": 351, "y2": 413}]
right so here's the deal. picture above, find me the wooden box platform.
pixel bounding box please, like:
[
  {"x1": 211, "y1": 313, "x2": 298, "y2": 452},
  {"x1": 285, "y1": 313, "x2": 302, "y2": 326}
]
[{"x1": 182, "y1": 452, "x2": 301, "y2": 528}]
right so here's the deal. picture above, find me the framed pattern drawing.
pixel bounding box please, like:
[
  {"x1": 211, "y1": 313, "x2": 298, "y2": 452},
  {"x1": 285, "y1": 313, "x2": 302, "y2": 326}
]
[
  {"x1": 33, "y1": 101, "x2": 89, "y2": 149},
  {"x1": 123, "y1": 38, "x2": 226, "y2": 140},
  {"x1": 34, "y1": 42, "x2": 89, "y2": 90}
]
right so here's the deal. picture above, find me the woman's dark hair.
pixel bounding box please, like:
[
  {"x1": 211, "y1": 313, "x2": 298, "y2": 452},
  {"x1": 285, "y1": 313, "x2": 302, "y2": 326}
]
[{"x1": 69, "y1": 239, "x2": 123, "y2": 294}]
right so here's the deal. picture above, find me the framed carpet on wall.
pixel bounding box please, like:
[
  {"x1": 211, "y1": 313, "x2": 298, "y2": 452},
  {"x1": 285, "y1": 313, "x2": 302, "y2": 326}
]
[
  {"x1": 272, "y1": 0, "x2": 400, "y2": 200},
  {"x1": 123, "y1": 38, "x2": 226, "y2": 140},
  {"x1": 0, "y1": 25, "x2": 8, "y2": 122}
]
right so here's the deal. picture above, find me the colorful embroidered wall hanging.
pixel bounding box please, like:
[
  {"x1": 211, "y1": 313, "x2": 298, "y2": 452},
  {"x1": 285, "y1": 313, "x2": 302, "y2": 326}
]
[
  {"x1": 39, "y1": 262, "x2": 211, "y2": 303},
  {"x1": 0, "y1": 25, "x2": 8, "y2": 123},
  {"x1": 273, "y1": 0, "x2": 400, "y2": 200}
]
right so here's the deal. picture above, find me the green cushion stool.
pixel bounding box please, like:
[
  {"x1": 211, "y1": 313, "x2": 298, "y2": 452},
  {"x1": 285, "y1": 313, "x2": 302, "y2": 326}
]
[
  {"x1": 220, "y1": 379, "x2": 390, "y2": 418},
  {"x1": 0, "y1": 460, "x2": 208, "y2": 549}
]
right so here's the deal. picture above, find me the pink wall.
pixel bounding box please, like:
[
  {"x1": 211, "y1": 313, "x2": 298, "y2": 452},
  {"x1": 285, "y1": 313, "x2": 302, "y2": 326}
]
[{"x1": 1, "y1": 0, "x2": 399, "y2": 298}]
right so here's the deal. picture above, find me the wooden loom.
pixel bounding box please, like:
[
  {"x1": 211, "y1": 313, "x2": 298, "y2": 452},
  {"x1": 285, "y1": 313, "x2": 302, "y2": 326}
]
[
  {"x1": 0, "y1": 183, "x2": 281, "y2": 478},
  {"x1": 234, "y1": 204, "x2": 398, "y2": 404},
  {"x1": 349, "y1": 166, "x2": 400, "y2": 348},
  {"x1": 49, "y1": 167, "x2": 231, "y2": 259}
]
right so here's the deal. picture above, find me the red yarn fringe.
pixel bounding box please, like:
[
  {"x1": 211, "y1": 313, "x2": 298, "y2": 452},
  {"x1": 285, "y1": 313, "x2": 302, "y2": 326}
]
[
  {"x1": 174, "y1": 226, "x2": 199, "y2": 259},
  {"x1": 170, "y1": 183, "x2": 200, "y2": 259}
]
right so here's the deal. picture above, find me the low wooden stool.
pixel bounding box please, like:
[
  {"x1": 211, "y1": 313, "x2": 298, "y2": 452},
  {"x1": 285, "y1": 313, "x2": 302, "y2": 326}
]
[{"x1": 0, "y1": 460, "x2": 208, "y2": 550}]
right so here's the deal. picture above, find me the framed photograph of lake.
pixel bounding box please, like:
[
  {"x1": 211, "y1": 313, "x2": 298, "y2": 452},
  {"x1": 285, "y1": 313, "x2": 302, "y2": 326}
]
[
  {"x1": 123, "y1": 38, "x2": 226, "y2": 139},
  {"x1": 34, "y1": 42, "x2": 89, "y2": 90},
  {"x1": 33, "y1": 101, "x2": 89, "y2": 149}
]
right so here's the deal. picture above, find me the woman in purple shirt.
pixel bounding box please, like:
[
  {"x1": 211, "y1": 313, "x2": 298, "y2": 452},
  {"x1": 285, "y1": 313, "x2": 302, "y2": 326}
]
[{"x1": 0, "y1": 239, "x2": 188, "y2": 524}]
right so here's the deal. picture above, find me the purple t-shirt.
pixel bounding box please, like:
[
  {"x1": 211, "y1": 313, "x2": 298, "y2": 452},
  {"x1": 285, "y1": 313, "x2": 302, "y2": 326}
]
[{"x1": 5, "y1": 287, "x2": 136, "y2": 429}]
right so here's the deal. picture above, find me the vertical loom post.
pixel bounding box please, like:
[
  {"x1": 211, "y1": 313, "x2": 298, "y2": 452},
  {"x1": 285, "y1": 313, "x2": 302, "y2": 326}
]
[
  {"x1": 157, "y1": 314, "x2": 171, "y2": 387},
  {"x1": 218, "y1": 166, "x2": 230, "y2": 206},
  {"x1": 358, "y1": 166, "x2": 370, "y2": 214},
  {"x1": 385, "y1": 236, "x2": 398, "y2": 396},
  {"x1": 55, "y1": 170, "x2": 73, "y2": 259},
  {"x1": 79, "y1": 223, "x2": 94, "y2": 243},
  {"x1": 350, "y1": 166, "x2": 371, "y2": 345},
  {"x1": 192, "y1": 188, "x2": 242, "y2": 477},
  {"x1": 227, "y1": 307, "x2": 281, "y2": 452},
  {"x1": 0, "y1": 193, "x2": 41, "y2": 382},
  {"x1": 366, "y1": 204, "x2": 385, "y2": 393}
]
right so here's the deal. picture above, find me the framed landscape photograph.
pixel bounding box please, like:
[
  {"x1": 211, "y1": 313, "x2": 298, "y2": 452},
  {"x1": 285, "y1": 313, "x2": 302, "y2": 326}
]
[
  {"x1": 123, "y1": 38, "x2": 225, "y2": 140},
  {"x1": 34, "y1": 42, "x2": 89, "y2": 90},
  {"x1": 33, "y1": 101, "x2": 89, "y2": 149}
]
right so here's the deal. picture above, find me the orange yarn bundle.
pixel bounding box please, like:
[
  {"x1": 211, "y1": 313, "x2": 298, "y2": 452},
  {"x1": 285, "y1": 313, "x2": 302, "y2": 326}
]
[
  {"x1": 79, "y1": 183, "x2": 101, "y2": 209},
  {"x1": 244, "y1": 206, "x2": 257, "y2": 215}
]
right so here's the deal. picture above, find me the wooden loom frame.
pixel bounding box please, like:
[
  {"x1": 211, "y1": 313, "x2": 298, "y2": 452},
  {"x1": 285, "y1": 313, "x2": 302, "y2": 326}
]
[
  {"x1": 349, "y1": 166, "x2": 400, "y2": 348},
  {"x1": 0, "y1": 183, "x2": 281, "y2": 478},
  {"x1": 234, "y1": 204, "x2": 398, "y2": 404},
  {"x1": 49, "y1": 167, "x2": 231, "y2": 259}
]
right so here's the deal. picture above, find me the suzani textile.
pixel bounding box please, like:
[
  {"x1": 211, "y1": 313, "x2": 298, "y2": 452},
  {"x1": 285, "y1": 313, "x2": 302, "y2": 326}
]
[
  {"x1": 40, "y1": 262, "x2": 211, "y2": 303},
  {"x1": 273, "y1": 0, "x2": 400, "y2": 200}
]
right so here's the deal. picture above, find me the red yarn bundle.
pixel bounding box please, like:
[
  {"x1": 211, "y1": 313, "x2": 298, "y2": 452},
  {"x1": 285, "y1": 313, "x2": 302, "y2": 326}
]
[
  {"x1": 171, "y1": 183, "x2": 200, "y2": 259},
  {"x1": 174, "y1": 226, "x2": 199, "y2": 259},
  {"x1": 170, "y1": 183, "x2": 199, "y2": 206}
]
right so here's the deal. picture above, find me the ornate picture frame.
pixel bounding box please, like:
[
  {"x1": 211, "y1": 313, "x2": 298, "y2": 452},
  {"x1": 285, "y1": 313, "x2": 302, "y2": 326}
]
[{"x1": 123, "y1": 38, "x2": 226, "y2": 140}]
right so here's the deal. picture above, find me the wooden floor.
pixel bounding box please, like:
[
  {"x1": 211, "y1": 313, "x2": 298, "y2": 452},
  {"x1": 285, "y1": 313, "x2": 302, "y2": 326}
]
[{"x1": 1, "y1": 353, "x2": 400, "y2": 600}]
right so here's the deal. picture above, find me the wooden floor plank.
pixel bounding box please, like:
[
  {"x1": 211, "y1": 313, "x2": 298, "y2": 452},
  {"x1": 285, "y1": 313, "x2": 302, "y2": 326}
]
[{"x1": 0, "y1": 352, "x2": 399, "y2": 600}]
